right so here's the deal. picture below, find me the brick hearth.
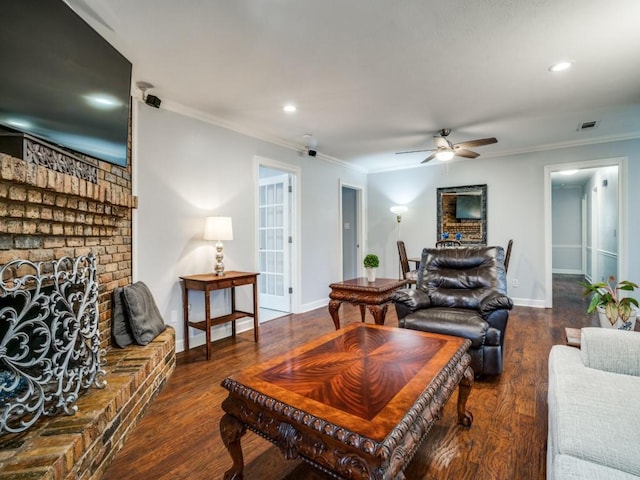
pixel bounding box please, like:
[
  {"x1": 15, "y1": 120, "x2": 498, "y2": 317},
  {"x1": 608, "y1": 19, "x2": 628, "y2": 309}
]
[{"x1": 0, "y1": 328, "x2": 175, "y2": 480}]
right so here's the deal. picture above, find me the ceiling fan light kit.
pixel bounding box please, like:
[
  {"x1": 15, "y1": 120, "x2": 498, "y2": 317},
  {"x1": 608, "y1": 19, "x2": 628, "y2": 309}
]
[
  {"x1": 435, "y1": 150, "x2": 455, "y2": 161},
  {"x1": 396, "y1": 128, "x2": 497, "y2": 165}
]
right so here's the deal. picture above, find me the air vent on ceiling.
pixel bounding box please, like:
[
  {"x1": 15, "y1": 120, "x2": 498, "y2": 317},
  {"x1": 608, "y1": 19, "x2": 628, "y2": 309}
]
[{"x1": 577, "y1": 120, "x2": 599, "y2": 131}]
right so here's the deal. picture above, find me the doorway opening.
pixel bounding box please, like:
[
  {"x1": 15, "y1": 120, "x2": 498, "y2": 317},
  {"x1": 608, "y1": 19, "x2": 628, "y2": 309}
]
[
  {"x1": 256, "y1": 158, "x2": 300, "y2": 321},
  {"x1": 545, "y1": 157, "x2": 627, "y2": 308},
  {"x1": 340, "y1": 183, "x2": 364, "y2": 281}
]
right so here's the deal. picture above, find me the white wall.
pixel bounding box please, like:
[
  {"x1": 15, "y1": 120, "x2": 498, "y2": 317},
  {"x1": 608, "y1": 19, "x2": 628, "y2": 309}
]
[
  {"x1": 133, "y1": 101, "x2": 366, "y2": 351},
  {"x1": 367, "y1": 139, "x2": 640, "y2": 307},
  {"x1": 584, "y1": 166, "x2": 619, "y2": 282},
  {"x1": 132, "y1": 97, "x2": 640, "y2": 345},
  {"x1": 552, "y1": 186, "x2": 583, "y2": 274}
]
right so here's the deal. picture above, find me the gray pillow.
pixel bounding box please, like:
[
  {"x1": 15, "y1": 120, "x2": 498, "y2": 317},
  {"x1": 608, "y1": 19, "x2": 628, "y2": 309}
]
[
  {"x1": 122, "y1": 281, "x2": 166, "y2": 346},
  {"x1": 111, "y1": 287, "x2": 134, "y2": 348}
]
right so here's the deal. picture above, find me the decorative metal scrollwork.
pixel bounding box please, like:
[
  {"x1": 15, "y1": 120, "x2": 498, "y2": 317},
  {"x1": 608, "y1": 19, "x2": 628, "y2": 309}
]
[
  {"x1": 0, "y1": 254, "x2": 105, "y2": 434},
  {"x1": 25, "y1": 138, "x2": 98, "y2": 184}
]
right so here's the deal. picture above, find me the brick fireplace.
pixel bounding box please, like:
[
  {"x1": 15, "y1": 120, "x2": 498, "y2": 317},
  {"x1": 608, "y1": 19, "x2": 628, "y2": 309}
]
[
  {"x1": 0, "y1": 137, "x2": 175, "y2": 479},
  {"x1": 0, "y1": 142, "x2": 133, "y2": 343}
]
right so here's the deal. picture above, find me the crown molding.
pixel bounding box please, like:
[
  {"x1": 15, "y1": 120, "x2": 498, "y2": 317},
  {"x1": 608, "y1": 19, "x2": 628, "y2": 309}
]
[
  {"x1": 367, "y1": 132, "x2": 640, "y2": 174},
  {"x1": 145, "y1": 98, "x2": 366, "y2": 174},
  {"x1": 134, "y1": 96, "x2": 640, "y2": 175},
  {"x1": 484, "y1": 132, "x2": 640, "y2": 159}
]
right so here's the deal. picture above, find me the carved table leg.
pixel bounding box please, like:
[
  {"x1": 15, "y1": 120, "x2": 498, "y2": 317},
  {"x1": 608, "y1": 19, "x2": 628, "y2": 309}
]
[
  {"x1": 359, "y1": 304, "x2": 366, "y2": 322},
  {"x1": 328, "y1": 300, "x2": 342, "y2": 329},
  {"x1": 220, "y1": 413, "x2": 247, "y2": 480},
  {"x1": 457, "y1": 366, "x2": 474, "y2": 427},
  {"x1": 368, "y1": 304, "x2": 389, "y2": 325}
]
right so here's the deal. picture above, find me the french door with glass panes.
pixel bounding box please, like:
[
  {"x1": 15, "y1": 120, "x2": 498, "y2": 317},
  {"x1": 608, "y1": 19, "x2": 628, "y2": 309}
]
[{"x1": 258, "y1": 174, "x2": 291, "y2": 311}]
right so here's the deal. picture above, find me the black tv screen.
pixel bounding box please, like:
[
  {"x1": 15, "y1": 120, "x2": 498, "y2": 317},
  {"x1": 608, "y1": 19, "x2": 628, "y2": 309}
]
[
  {"x1": 0, "y1": 0, "x2": 132, "y2": 166},
  {"x1": 456, "y1": 195, "x2": 482, "y2": 219}
]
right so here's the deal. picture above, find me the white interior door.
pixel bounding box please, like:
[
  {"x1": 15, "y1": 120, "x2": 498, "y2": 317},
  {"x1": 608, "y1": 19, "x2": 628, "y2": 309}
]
[{"x1": 258, "y1": 174, "x2": 291, "y2": 312}]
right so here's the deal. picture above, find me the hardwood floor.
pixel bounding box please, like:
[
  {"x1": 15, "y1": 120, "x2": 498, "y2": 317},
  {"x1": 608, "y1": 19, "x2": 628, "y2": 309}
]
[{"x1": 101, "y1": 275, "x2": 599, "y2": 480}]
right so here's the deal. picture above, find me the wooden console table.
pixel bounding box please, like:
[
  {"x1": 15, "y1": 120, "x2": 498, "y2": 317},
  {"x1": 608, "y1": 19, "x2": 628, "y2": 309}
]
[
  {"x1": 328, "y1": 277, "x2": 407, "y2": 329},
  {"x1": 180, "y1": 271, "x2": 259, "y2": 360}
]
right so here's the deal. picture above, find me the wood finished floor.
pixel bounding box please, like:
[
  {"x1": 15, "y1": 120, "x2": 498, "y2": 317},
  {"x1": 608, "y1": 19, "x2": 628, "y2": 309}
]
[{"x1": 101, "y1": 275, "x2": 601, "y2": 480}]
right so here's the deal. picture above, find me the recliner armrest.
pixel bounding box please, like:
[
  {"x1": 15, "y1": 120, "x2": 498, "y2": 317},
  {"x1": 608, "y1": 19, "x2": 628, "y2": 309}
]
[
  {"x1": 391, "y1": 288, "x2": 431, "y2": 324},
  {"x1": 581, "y1": 327, "x2": 640, "y2": 377},
  {"x1": 479, "y1": 293, "x2": 513, "y2": 317}
]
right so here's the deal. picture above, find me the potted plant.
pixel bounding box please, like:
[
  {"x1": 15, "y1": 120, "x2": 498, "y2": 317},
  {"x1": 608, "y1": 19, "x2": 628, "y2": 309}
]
[
  {"x1": 363, "y1": 254, "x2": 379, "y2": 282},
  {"x1": 580, "y1": 276, "x2": 639, "y2": 330}
]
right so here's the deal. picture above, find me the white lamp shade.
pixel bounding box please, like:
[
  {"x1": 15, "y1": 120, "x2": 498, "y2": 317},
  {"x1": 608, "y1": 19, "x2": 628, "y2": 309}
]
[
  {"x1": 390, "y1": 205, "x2": 408, "y2": 215},
  {"x1": 204, "y1": 216, "x2": 233, "y2": 241}
]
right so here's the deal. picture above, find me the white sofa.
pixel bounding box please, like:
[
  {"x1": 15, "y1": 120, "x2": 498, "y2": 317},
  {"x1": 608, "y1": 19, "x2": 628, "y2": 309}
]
[{"x1": 547, "y1": 327, "x2": 640, "y2": 480}]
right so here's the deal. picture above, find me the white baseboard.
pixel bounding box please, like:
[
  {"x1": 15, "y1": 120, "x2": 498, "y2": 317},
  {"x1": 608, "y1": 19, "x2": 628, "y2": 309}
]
[
  {"x1": 552, "y1": 269, "x2": 583, "y2": 275},
  {"x1": 301, "y1": 297, "x2": 329, "y2": 312},
  {"x1": 511, "y1": 297, "x2": 546, "y2": 308}
]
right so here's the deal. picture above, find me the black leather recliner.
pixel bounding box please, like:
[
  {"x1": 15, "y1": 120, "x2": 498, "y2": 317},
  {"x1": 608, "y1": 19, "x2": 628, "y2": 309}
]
[{"x1": 391, "y1": 246, "x2": 513, "y2": 376}]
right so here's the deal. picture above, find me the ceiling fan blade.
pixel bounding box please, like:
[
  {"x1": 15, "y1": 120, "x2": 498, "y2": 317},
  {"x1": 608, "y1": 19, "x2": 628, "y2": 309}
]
[
  {"x1": 421, "y1": 153, "x2": 438, "y2": 164},
  {"x1": 453, "y1": 137, "x2": 498, "y2": 149},
  {"x1": 433, "y1": 136, "x2": 450, "y2": 149},
  {"x1": 455, "y1": 149, "x2": 480, "y2": 159},
  {"x1": 395, "y1": 149, "x2": 434, "y2": 155}
]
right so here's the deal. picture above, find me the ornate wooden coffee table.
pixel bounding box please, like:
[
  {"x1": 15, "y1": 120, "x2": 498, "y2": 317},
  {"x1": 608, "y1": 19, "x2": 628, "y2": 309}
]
[
  {"x1": 220, "y1": 323, "x2": 473, "y2": 479},
  {"x1": 328, "y1": 277, "x2": 407, "y2": 329}
]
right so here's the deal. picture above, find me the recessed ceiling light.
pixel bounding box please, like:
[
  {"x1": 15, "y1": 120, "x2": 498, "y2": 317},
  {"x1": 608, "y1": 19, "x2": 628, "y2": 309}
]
[
  {"x1": 548, "y1": 61, "x2": 573, "y2": 73},
  {"x1": 283, "y1": 104, "x2": 297, "y2": 113},
  {"x1": 559, "y1": 170, "x2": 578, "y2": 176}
]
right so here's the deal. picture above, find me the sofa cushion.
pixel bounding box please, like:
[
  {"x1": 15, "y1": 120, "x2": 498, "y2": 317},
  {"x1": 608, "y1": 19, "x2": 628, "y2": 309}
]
[
  {"x1": 554, "y1": 454, "x2": 640, "y2": 480},
  {"x1": 122, "y1": 281, "x2": 166, "y2": 346},
  {"x1": 548, "y1": 345, "x2": 640, "y2": 477},
  {"x1": 581, "y1": 328, "x2": 640, "y2": 376}
]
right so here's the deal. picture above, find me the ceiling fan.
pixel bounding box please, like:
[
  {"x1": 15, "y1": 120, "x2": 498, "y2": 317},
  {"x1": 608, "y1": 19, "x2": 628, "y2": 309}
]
[{"x1": 396, "y1": 129, "x2": 497, "y2": 164}]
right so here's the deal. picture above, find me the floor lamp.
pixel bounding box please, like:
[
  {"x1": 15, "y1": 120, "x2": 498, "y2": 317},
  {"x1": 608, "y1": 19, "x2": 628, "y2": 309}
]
[{"x1": 390, "y1": 206, "x2": 408, "y2": 278}]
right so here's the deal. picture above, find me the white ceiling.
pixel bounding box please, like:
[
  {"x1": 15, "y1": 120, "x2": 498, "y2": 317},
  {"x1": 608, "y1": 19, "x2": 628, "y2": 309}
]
[
  {"x1": 70, "y1": 0, "x2": 640, "y2": 172},
  {"x1": 551, "y1": 168, "x2": 598, "y2": 188}
]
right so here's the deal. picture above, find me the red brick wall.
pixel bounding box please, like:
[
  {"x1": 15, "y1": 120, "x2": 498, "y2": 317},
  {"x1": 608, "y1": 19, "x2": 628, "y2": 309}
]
[{"x1": 0, "y1": 151, "x2": 133, "y2": 349}]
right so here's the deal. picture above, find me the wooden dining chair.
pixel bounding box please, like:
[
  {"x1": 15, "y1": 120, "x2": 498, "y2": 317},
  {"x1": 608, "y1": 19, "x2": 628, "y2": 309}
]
[
  {"x1": 435, "y1": 240, "x2": 462, "y2": 248},
  {"x1": 396, "y1": 240, "x2": 418, "y2": 286},
  {"x1": 504, "y1": 239, "x2": 513, "y2": 273}
]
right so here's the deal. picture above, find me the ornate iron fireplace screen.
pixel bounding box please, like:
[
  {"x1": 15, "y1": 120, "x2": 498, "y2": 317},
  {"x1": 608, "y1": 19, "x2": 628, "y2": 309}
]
[{"x1": 0, "y1": 254, "x2": 105, "y2": 434}]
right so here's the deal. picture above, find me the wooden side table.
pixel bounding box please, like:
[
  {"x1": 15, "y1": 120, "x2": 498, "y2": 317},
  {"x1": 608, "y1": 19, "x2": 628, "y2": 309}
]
[
  {"x1": 180, "y1": 271, "x2": 259, "y2": 360},
  {"x1": 565, "y1": 327, "x2": 581, "y2": 347},
  {"x1": 328, "y1": 277, "x2": 407, "y2": 329}
]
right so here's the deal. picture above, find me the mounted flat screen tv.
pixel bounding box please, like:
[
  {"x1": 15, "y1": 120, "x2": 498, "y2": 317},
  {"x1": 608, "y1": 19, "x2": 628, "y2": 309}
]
[
  {"x1": 0, "y1": 0, "x2": 132, "y2": 166},
  {"x1": 456, "y1": 194, "x2": 482, "y2": 220}
]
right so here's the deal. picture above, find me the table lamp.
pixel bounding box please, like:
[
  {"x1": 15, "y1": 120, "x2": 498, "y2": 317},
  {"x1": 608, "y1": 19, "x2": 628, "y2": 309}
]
[{"x1": 204, "y1": 216, "x2": 233, "y2": 276}]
